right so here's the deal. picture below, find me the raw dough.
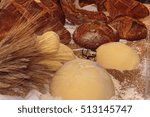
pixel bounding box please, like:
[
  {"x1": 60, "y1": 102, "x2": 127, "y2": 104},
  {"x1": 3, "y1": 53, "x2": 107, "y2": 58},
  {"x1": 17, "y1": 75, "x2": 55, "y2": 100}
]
[
  {"x1": 96, "y1": 42, "x2": 140, "y2": 71},
  {"x1": 51, "y1": 59, "x2": 115, "y2": 100}
]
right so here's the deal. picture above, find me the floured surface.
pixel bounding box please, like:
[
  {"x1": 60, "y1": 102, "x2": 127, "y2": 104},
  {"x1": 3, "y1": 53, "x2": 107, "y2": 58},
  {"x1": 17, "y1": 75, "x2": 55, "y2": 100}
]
[{"x1": 111, "y1": 78, "x2": 144, "y2": 100}]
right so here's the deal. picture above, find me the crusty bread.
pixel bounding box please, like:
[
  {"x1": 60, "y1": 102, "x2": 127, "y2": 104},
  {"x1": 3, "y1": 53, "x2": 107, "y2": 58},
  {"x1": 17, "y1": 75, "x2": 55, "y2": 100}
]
[
  {"x1": 73, "y1": 22, "x2": 119, "y2": 50},
  {"x1": 0, "y1": 0, "x2": 71, "y2": 44},
  {"x1": 105, "y1": 0, "x2": 149, "y2": 19},
  {"x1": 61, "y1": 0, "x2": 107, "y2": 25},
  {"x1": 0, "y1": 9, "x2": 16, "y2": 38},
  {"x1": 109, "y1": 16, "x2": 147, "y2": 41}
]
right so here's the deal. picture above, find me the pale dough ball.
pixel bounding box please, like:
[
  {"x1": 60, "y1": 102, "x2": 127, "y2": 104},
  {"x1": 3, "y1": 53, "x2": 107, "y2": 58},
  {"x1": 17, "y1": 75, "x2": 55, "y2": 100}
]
[
  {"x1": 96, "y1": 42, "x2": 140, "y2": 71},
  {"x1": 51, "y1": 59, "x2": 115, "y2": 100}
]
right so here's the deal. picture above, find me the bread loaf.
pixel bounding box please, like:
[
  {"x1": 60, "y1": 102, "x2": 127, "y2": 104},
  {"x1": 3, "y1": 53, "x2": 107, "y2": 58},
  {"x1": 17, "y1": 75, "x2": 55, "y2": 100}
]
[
  {"x1": 109, "y1": 16, "x2": 147, "y2": 41},
  {"x1": 61, "y1": 0, "x2": 107, "y2": 25},
  {"x1": 73, "y1": 22, "x2": 119, "y2": 50},
  {"x1": 0, "y1": 0, "x2": 71, "y2": 44},
  {"x1": 105, "y1": 0, "x2": 149, "y2": 19}
]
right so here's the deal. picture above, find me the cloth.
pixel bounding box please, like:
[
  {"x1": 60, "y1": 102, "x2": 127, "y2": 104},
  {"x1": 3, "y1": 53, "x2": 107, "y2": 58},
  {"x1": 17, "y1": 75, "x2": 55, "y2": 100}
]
[{"x1": 140, "y1": 0, "x2": 150, "y2": 3}]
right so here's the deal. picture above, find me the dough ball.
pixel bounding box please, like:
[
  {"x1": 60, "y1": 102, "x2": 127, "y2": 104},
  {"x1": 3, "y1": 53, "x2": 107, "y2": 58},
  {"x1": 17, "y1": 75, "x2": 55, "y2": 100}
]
[
  {"x1": 51, "y1": 59, "x2": 115, "y2": 100},
  {"x1": 96, "y1": 42, "x2": 140, "y2": 71}
]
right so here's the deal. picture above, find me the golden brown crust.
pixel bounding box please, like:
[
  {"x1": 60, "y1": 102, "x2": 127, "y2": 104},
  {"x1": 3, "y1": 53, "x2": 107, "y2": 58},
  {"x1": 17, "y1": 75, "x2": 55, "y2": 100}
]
[
  {"x1": 51, "y1": 0, "x2": 66, "y2": 24},
  {"x1": 109, "y1": 16, "x2": 147, "y2": 41},
  {"x1": 95, "y1": 0, "x2": 106, "y2": 11},
  {"x1": 7, "y1": 0, "x2": 65, "y2": 24},
  {"x1": 61, "y1": 0, "x2": 108, "y2": 25},
  {"x1": 73, "y1": 22, "x2": 119, "y2": 50},
  {"x1": 0, "y1": 9, "x2": 16, "y2": 38},
  {"x1": 105, "y1": 0, "x2": 149, "y2": 19},
  {"x1": 0, "y1": 0, "x2": 71, "y2": 44}
]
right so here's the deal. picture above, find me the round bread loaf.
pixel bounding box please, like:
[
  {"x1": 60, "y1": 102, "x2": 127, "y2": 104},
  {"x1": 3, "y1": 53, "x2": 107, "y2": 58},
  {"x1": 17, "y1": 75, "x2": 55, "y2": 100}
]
[{"x1": 73, "y1": 22, "x2": 119, "y2": 50}]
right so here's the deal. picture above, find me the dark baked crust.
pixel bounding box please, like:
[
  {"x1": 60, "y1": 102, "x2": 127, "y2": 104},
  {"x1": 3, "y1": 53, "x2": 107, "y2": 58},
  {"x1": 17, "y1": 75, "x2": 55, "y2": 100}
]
[
  {"x1": 105, "y1": 0, "x2": 149, "y2": 19},
  {"x1": 7, "y1": 0, "x2": 65, "y2": 24},
  {"x1": 0, "y1": 0, "x2": 71, "y2": 44},
  {"x1": 109, "y1": 16, "x2": 147, "y2": 41},
  {"x1": 0, "y1": 9, "x2": 16, "y2": 38},
  {"x1": 79, "y1": 0, "x2": 96, "y2": 6},
  {"x1": 73, "y1": 22, "x2": 119, "y2": 50},
  {"x1": 95, "y1": 0, "x2": 106, "y2": 11},
  {"x1": 61, "y1": 0, "x2": 108, "y2": 25}
]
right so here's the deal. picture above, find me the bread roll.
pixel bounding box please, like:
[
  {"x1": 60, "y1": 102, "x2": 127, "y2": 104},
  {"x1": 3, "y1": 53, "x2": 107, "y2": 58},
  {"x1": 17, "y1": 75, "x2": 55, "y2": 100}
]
[{"x1": 73, "y1": 22, "x2": 119, "y2": 50}]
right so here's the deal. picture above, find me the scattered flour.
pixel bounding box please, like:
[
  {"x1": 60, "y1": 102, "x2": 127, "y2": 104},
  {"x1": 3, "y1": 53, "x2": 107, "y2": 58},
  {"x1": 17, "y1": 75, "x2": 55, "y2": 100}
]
[{"x1": 111, "y1": 78, "x2": 144, "y2": 100}]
